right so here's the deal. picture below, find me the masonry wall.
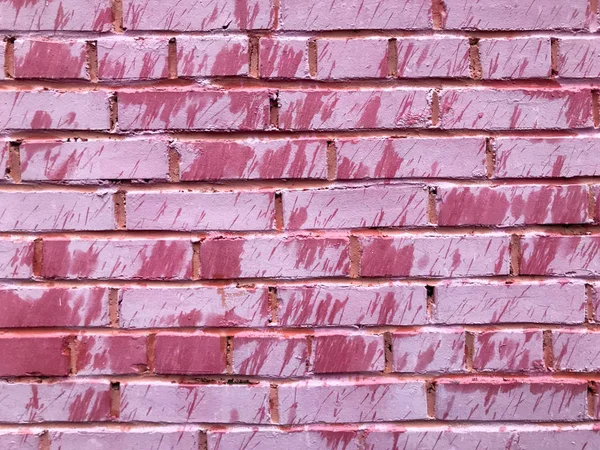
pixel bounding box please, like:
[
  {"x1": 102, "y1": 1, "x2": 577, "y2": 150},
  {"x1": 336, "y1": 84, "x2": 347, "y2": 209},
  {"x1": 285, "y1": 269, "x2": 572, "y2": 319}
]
[{"x1": 1, "y1": 0, "x2": 600, "y2": 448}]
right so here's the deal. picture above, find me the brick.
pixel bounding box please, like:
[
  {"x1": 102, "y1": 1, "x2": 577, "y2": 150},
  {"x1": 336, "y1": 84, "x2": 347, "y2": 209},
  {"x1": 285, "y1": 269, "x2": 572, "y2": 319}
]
[
  {"x1": 0, "y1": 287, "x2": 109, "y2": 327},
  {"x1": 14, "y1": 39, "x2": 87, "y2": 79},
  {"x1": 473, "y1": 330, "x2": 544, "y2": 372},
  {"x1": 436, "y1": 185, "x2": 588, "y2": 227},
  {"x1": 442, "y1": 0, "x2": 592, "y2": 30},
  {"x1": 0, "y1": 0, "x2": 112, "y2": 31},
  {"x1": 48, "y1": 430, "x2": 199, "y2": 450},
  {"x1": 336, "y1": 137, "x2": 487, "y2": 179},
  {"x1": 397, "y1": 37, "x2": 470, "y2": 78},
  {"x1": 0, "y1": 239, "x2": 34, "y2": 279},
  {"x1": 278, "y1": 284, "x2": 427, "y2": 327},
  {"x1": 278, "y1": 90, "x2": 431, "y2": 130},
  {"x1": 77, "y1": 335, "x2": 148, "y2": 375},
  {"x1": 259, "y1": 37, "x2": 309, "y2": 79},
  {"x1": 123, "y1": 0, "x2": 274, "y2": 30},
  {"x1": 208, "y1": 430, "x2": 359, "y2": 450},
  {"x1": 0, "y1": 432, "x2": 38, "y2": 450},
  {"x1": 283, "y1": 185, "x2": 428, "y2": 230},
  {"x1": 364, "y1": 427, "x2": 513, "y2": 449},
  {"x1": 177, "y1": 139, "x2": 327, "y2": 181},
  {"x1": 558, "y1": 38, "x2": 600, "y2": 78},
  {"x1": 313, "y1": 333, "x2": 384, "y2": 373},
  {"x1": 436, "y1": 380, "x2": 587, "y2": 421},
  {"x1": 434, "y1": 282, "x2": 585, "y2": 325},
  {"x1": 178, "y1": 36, "x2": 248, "y2": 77},
  {"x1": 0, "y1": 381, "x2": 111, "y2": 422},
  {"x1": 359, "y1": 235, "x2": 510, "y2": 278},
  {"x1": 97, "y1": 38, "x2": 169, "y2": 80},
  {"x1": 232, "y1": 334, "x2": 307, "y2": 377},
  {"x1": 20, "y1": 139, "x2": 170, "y2": 182},
  {"x1": 119, "y1": 286, "x2": 270, "y2": 328},
  {"x1": 521, "y1": 236, "x2": 600, "y2": 276},
  {"x1": 316, "y1": 38, "x2": 388, "y2": 79},
  {"x1": 515, "y1": 429, "x2": 600, "y2": 448},
  {"x1": 120, "y1": 381, "x2": 270, "y2": 423},
  {"x1": 119, "y1": 91, "x2": 270, "y2": 130},
  {"x1": 278, "y1": 379, "x2": 427, "y2": 424},
  {"x1": 154, "y1": 333, "x2": 226, "y2": 374},
  {"x1": 553, "y1": 331, "x2": 600, "y2": 371},
  {"x1": 279, "y1": 0, "x2": 431, "y2": 30},
  {"x1": 0, "y1": 91, "x2": 110, "y2": 130},
  {"x1": 0, "y1": 335, "x2": 69, "y2": 376},
  {"x1": 0, "y1": 192, "x2": 115, "y2": 231},
  {"x1": 200, "y1": 236, "x2": 350, "y2": 279},
  {"x1": 0, "y1": 142, "x2": 8, "y2": 177},
  {"x1": 126, "y1": 191, "x2": 275, "y2": 231},
  {"x1": 392, "y1": 330, "x2": 465, "y2": 373},
  {"x1": 439, "y1": 89, "x2": 593, "y2": 130},
  {"x1": 479, "y1": 38, "x2": 552, "y2": 79},
  {"x1": 0, "y1": 42, "x2": 5, "y2": 81},
  {"x1": 42, "y1": 238, "x2": 193, "y2": 280},
  {"x1": 494, "y1": 137, "x2": 600, "y2": 178}
]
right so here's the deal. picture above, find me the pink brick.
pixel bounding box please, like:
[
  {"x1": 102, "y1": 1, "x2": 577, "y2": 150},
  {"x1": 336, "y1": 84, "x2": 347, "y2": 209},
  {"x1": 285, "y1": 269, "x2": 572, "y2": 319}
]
[
  {"x1": 123, "y1": 0, "x2": 274, "y2": 30},
  {"x1": 278, "y1": 284, "x2": 427, "y2": 327},
  {"x1": 0, "y1": 432, "x2": 38, "y2": 450},
  {"x1": 0, "y1": 239, "x2": 34, "y2": 279},
  {"x1": 515, "y1": 429, "x2": 600, "y2": 449},
  {"x1": 178, "y1": 36, "x2": 248, "y2": 77},
  {"x1": 313, "y1": 333, "x2": 384, "y2": 373},
  {"x1": 154, "y1": 333, "x2": 226, "y2": 375},
  {"x1": 0, "y1": 192, "x2": 115, "y2": 231},
  {"x1": 0, "y1": 287, "x2": 109, "y2": 327},
  {"x1": 200, "y1": 236, "x2": 350, "y2": 279},
  {"x1": 233, "y1": 334, "x2": 307, "y2": 377},
  {"x1": 479, "y1": 38, "x2": 551, "y2": 79},
  {"x1": 336, "y1": 137, "x2": 486, "y2": 179},
  {"x1": 14, "y1": 39, "x2": 87, "y2": 79},
  {"x1": 316, "y1": 38, "x2": 388, "y2": 79},
  {"x1": 558, "y1": 38, "x2": 600, "y2": 78},
  {"x1": 42, "y1": 238, "x2": 192, "y2": 280},
  {"x1": 0, "y1": 335, "x2": 69, "y2": 376},
  {"x1": 0, "y1": 142, "x2": 8, "y2": 177},
  {"x1": 436, "y1": 380, "x2": 587, "y2": 421},
  {"x1": 208, "y1": 429, "x2": 359, "y2": 450},
  {"x1": 553, "y1": 331, "x2": 600, "y2": 371},
  {"x1": 278, "y1": 379, "x2": 427, "y2": 424},
  {"x1": 283, "y1": 185, "x2": 428, "y2": 230},
  {"x1": 392, "y1": 330, "x2": 465, "y2": 373},
  {"x1": 439, "y1": 89, "x2": 593, "y2": 130},
  {"x1": 177, "y1": 139, "x2": 327, "y2": 181},
  {"x1": 119, "y1": 286, "x2": 270, "y2": 328},
  {"x1": 0, "y1": 0, "x2": 112, "y2": 31},
  {"x1": 521, "y1": 236, "x2": 600, "y2": 276},
  {"x1": 473, "y1": 331, "x2": 544, "y2": 372},
  {"x1": 49, "y1": 429, "x2": 199, "y2": 450},
  {"x1": 259, "y1": 37, "x2": 309, "y2": 79},
  {"x1": 443, "y1": 0, "x2": 592, "y2": 30},
  {"x1": 0, "y1": 91, "x2": 110, "y2": 130},
  {"x1": 0, "y1": 42, "x2": 5, "y2": 81},
  {"x1": 435, "y1": 282, "x2": 585, "y2": 325},
  {"x1": 279, "y1": 0, "x2": 431, "y2": 30},
  {"x1": 97, "y1": 38, "x2": 169, "y2": 80},
  {"x1": 20, "y1": 139, "x2": 170, "y2": 182},
  {"x1": 436, "y1": 185, "x2": 588, "y2": 227},
  {"x1": 494, "y1": 137, "x2": 600, "y2": 178},
  {"x1": 397, "y1": 37, "x2": 470, "y2": 78},
  {"x1": 120, "y1": 381, "x2": 270, "y2": 423},
  {"x1": 77, "y1": 335, "x2": 148, "y2": 375},
  {"x1": 359, "y1": 235, "x2": 510, "y2": 278},
  {"x1": 119, "y1": 91, "x2": 270, "y2": 130},
  {"x1": 126, "y1": 191, "x2": 275, "y2": 231},
  {"x1": 278, "y1": 90, "x2": 431, "y2": 130},
  {"x1": 0, "y1": 381, "x2": 111, "y2": 422}
]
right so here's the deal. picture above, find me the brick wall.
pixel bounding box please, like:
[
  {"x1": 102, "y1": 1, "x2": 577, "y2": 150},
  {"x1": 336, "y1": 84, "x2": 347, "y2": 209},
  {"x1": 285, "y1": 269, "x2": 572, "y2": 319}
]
[{"x1": 1, "y1": 0, "x2": 600, "y2": 448}]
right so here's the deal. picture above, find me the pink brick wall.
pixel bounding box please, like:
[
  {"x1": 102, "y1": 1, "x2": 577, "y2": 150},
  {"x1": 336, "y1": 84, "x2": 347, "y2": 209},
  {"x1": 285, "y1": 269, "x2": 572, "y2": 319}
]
[{"x1": 1, "y1": 0, "x2": 599, "y2": 447}]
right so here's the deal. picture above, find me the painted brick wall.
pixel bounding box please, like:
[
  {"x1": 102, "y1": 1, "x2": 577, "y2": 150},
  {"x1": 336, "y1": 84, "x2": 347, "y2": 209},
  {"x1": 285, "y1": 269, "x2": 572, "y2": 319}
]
[{"x1": 1, "y1": 0, "x2": 600, "y2": 448}]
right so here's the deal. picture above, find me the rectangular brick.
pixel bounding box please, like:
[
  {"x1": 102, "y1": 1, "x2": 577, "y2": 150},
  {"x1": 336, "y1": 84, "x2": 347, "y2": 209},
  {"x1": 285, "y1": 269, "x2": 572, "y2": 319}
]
[
  {"x1": 0, "y1": 142, "x2": 7, "y2": 177},
  {"x1": 359, "y1": 235, "x2": 510, "y2": 278},
  {"x1": 521, "y1": 236, "x2": 600, "y2": 276},
  {"x1": 233, "y1": 334, "x2": 308, "y2": 377},
  {"x1": 49, "y1": 430, "x2": 199, "y2": 450},
  {"x1": 42, "y1": 238, "x2": 193, "y2": 280},
  {"x1": 208, "y1": 430, "x2": 359, "y2": 450},
  {"x1": 558, "y1": 38, "x2": 600, "y2": 78},
  {"x1": 14, "y1": 39, "x2": 88, "y2": 79},
  {"x1": 259, "y1": 37, "x2": 309, "y2": 79},
  {"x1": 313, "y1": 333, "x2": 384, "y2": 373},
  {"x1": 397, "y1": 37, "x2": 470, "y2": 78},
  {"x1": 126, "y1": 191, "x2": 275, "y2": 231},
  {"x1": 473, "y1": 330, "x2": 544, "y2": 372},
  {"x1": 283, "y1": 185, "x2": 428, "y2": 230},
  {"x1": 316, "y1": 38, "x2": 388, "y2": 79},
  {"x1": 439, "y1": 89, "x2": 593, "y2": 130},
  {"x1": 154, "y1": 333, "x2": 226, "y2": 375},
  {"x1": 392, "y1": 330, "x2": 465, "y2": 373},
  {"x1": 515, "y1": 430, "x2": 600, "y2": 449},
  {"x1": 178, "y1": 36, "x2": 248, "y2": 77},
  {"x1": 336, "y1": 137, "x2": 486, "y2": 179},
  {"x1": 553, "y1": 331, "x2": 600, "y2": 371},
  {"x1": 479, "y1": 38, "x2": 551, "y2": 79},
  {"x1": 200, "y1": 236, "x2": 350, "y2": 279},
  {"x1": 98, "y1": 37, "x2": 169, "y2": 80},
  {"x1": 0, "y1": 239, "x2": 34, "y2": 279},
  {"x1": 0, "y1": 335, "x2": 69, "y2": 376},
  {"x1": 0, "y1": 432, "x2": 38, "y2": 450},
  {"x1": 77, "y1": 335, "x2": 148, "y2": 375},
  {"x1": 364, "y1": 427, "x2": 512, "y2": 449},
  {"x1": 0, "y1": 42, "x2": 5, "y2": 81}
]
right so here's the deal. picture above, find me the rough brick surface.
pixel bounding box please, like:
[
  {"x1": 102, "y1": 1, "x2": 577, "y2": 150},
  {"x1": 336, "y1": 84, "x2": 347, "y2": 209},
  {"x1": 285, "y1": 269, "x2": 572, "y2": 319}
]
[
  {"x1": 97, "y1": 38, "x2": 169, "y2": 80},
  {"x1": 479, "y1": 38, "x2": 552, "y2": 79},
  {"x1": 397, "y1": 37, "x2": 470, "y2": 78},
  {"x1": 14, "y1": 39, "x2": 88, "y2": 79}
]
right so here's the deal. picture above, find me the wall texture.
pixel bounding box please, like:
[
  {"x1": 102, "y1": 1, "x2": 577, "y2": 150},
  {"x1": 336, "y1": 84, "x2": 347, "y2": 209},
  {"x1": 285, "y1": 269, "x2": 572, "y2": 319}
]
[{"x1": 0, "y1": 0, "x2": 599, "y2": 448}]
